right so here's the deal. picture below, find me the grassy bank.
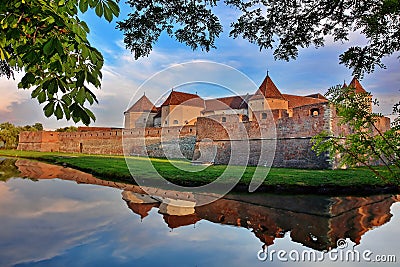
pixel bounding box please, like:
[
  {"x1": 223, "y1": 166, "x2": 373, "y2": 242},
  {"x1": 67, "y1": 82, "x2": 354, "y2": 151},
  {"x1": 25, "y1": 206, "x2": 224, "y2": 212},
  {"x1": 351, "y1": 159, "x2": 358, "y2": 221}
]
[{"x1": 1, "y1": 149, "x2": 399, "y2": 193}]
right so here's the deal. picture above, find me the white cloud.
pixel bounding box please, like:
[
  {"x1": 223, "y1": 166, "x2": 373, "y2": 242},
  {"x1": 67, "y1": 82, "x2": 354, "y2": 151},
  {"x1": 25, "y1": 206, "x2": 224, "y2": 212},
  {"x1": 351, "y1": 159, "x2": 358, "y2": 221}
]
[{"x1": 0, "y1": 72, "x2": 31, "y2": 113}]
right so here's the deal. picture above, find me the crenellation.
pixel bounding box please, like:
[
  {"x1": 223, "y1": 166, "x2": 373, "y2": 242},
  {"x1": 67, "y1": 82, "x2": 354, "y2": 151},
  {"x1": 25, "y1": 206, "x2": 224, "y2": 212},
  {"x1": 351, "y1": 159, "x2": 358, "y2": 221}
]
[{"x1": 17, "y1": 75, "x2": 391, "y2": 169}]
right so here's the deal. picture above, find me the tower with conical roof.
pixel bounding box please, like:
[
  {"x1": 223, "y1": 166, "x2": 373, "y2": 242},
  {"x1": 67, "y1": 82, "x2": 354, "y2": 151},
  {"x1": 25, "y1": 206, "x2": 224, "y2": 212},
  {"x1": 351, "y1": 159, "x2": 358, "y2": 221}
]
[
  {"x1": 348, "y1": 77, "x2": 372, "y2": 112},
  {"x1": 248, "y1": 74, "x2": 288, "y2": 121},
  {"x1": 124, "y1": 94, "x2": 158, "y2": 129}
]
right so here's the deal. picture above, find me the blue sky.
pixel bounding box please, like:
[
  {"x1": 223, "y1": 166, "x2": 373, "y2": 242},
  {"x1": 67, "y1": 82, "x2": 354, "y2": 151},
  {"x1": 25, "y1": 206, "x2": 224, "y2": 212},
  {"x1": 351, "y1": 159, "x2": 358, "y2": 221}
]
[{"x1": 0, "y1": 3, "x2": 399, "y2": 129}]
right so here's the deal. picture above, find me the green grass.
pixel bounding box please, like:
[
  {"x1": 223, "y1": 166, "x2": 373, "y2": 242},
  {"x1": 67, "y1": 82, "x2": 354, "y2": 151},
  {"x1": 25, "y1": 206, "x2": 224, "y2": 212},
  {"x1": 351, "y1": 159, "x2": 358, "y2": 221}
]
[{"x1": 0, "y1": 149, "x2": 398, "y2": 189}]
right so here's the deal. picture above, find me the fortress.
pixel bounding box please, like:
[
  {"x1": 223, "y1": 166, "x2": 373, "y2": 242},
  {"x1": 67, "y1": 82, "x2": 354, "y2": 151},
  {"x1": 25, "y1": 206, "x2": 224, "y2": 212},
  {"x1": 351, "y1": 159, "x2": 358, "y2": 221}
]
[{"x1": 17, "y1": 74, "x2": 391, "y2": 169}]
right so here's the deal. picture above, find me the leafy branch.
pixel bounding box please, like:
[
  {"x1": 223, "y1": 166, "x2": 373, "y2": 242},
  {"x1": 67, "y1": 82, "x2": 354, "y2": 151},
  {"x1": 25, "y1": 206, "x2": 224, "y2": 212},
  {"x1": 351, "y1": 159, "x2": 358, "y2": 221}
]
[
  {"x1": 0, "y1": 0, "x2": 120, "y2": 125},
  {"x1": 312, "y1": 85, "x2": 400, "y2": 184}
]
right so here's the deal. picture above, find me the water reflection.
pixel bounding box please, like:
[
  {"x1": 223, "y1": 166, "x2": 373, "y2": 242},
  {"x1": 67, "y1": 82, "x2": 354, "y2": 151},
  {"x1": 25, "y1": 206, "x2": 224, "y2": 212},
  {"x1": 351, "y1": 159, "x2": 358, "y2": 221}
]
[
  {"x1": 123, "y1": 191, "x2": 399, "y2": 251},
  {"x1": 0, "y1": 158, "x2": 399, "y2": 266}
]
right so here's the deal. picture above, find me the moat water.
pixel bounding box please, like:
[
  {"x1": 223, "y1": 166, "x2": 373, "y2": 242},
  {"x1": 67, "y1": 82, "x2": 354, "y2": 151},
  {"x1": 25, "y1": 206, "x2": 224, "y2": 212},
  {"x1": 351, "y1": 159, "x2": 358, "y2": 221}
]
[{"x1": 0, "y1": 158, "x2": 399, "y2": 267}]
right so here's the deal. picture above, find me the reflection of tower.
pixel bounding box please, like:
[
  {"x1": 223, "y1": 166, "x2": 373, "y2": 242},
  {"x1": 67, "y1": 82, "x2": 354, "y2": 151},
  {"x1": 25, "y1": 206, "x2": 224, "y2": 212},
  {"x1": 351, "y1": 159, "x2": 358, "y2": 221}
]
[
  {"x1": 157, "y1": 198, "x2": 201, "y2": 229},
  {"x1": 122, "y1": 191, "x2": 159, "y2": 220}
]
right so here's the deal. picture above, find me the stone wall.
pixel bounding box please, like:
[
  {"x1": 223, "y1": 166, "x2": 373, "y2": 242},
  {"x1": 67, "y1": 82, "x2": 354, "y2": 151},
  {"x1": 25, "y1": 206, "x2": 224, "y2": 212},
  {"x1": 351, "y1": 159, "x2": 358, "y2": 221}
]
[
  {"x1": 18, "y1": 125, "x2": 197, "y2": 159},
  {"x1": 18, "y1": 131, "x2": 60, "y2": 152},
  {"x1": 193, "y1": 103, "x2": 331, "y2": 168},
  {"x1": 17, "y1": 101, "x2": 392, "y2": 169}
]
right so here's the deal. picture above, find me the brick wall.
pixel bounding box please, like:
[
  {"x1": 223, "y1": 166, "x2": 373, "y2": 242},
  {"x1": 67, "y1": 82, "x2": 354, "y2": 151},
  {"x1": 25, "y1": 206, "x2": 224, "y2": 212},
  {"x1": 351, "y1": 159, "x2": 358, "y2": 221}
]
[
  {"x1": 17, "y1": 101, "x2": 392, "y2": 169},
  {"x1": 18, "y1": 125, "x2": 197, "y2": 159},
  {"x1": 193, "y1": 103, "x2": 331, "y2": 168}
]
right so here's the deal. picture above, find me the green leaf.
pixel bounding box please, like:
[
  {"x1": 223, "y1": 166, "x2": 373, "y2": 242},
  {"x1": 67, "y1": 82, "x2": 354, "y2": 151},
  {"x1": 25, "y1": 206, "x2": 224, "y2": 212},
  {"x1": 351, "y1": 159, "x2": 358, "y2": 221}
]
[
  {"x1": 55, "y1": 103, "x2": 63, "y2": 120},
  {"x1": 48, "y1": 79, "x2": 58, "y2": 94},
  {"x1": 86, "y1": 71, "x2": 98, "y2": 86},
  {"x1": 71, "y1": 103, "x2": 90, "y2": 125},
  {"x1": 95, "y1": 2, "x2": 104, "y2": 17},
  {"x1": 54, "y1": 38, "x2": 64, "y2": 56},
  {"x1": 31, "y1": 87, "x2": 42, "y2": 98},
  {"x1": 103, "y1": 5, "x2": 113, "y2": 22},
  {"x1": 43, "y1": 38, "x2": 55, "y2": 55},
  {"x1": 86, "y1": 90, "x2": 94, "y2": 104},
  {"x1": 79, "y1": 0, "x2": 89, "y2": 13},
  {"x1": 43, "y1": 102, "x2": 55, "y2": 117},
  {"x1": 88, "y1": 0, "x2": 98, "y2": 8},
  {"x1": 76, "y1": 87, "x2": 86, "y2": 105},
  {"x1": 84, "y1": 107, "x2": 96, "y2": 121},
  {"x1": 37, "y1": 91, "x2": 46, "y2": 104},
  {"x1": 76, "y1": 70, "x2": 85, "y2": 87},
  {"x1": 80, "y1": 21, "x2": 90, "y2": 33},
  {"x1": 21, "y1": 73, "x2": 35, "y2": 87},
  {"x1": 62, "y1": 94, "x2": 72, "y2": 105},
  {"x1": 86, "y1": 88, "x2": 99, "y2": 104},
  {"x1": 107, "y1": 0, "x2": 120, "y2": 17}
]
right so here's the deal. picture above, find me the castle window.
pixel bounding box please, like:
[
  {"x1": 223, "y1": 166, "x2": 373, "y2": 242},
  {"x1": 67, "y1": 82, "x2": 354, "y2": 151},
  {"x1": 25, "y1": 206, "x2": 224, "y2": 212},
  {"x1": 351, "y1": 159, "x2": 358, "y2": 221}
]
[
  {"x1": 165, "y1": 120, "x2": 168, "y2": 125},
  {"x1": 222, "y1": 117, "x2": 227, "y2": 122},
  {"x1": 261, "y1": 113, "x2": 267, "y2": 119},
  {"x1": 189, "y1": 128, "x2": 192, "y2": 133},
  {"x1": 310, "y1": 108, "x2": 320, "y2": 117},
  {"x1": 173, "y1": 120, "x2": 179, "y2": 124}
]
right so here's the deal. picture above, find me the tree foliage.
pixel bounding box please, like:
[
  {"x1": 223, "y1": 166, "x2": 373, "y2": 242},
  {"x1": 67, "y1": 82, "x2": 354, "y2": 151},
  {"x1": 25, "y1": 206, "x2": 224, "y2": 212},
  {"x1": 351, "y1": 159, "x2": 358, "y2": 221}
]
[
  {"x1": 0, "y1": 158, "x2": 20, "y2": 182},
  {"x1": 0, "y1": 122, "x2": 45, "y2": 149},
  {"x1": 312, "y1": 86, "x2": 400, "y2": 184},
  {"x1": 55, "y1": 126, "x2": 78, "y2": 132},
  {"x1": 118, "y1": 0, "x2": 400, "y2": 77},
  {"x1": 0, "y1": 122, "x2": 20, "y2": 149},
  {"x1": 0, "y1": 0, "x2": 120, "y2": 125},
  {"x1": 2, "y1": 1, "x2": 399, "y2": 124}
]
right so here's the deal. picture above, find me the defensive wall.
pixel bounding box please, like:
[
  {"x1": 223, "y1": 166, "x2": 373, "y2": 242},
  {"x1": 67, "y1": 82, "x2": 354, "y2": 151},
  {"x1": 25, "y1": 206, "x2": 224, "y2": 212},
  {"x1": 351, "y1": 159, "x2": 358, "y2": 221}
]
[
  {"x1": 193, "y1": 103, "x2": 332, "y2": 169},
  {"x1": 17, "y1": 102, "x2": 391, "y2": 169},
  {"x1": 18, "y1": 125, "x2": 197, "y2": 160}
]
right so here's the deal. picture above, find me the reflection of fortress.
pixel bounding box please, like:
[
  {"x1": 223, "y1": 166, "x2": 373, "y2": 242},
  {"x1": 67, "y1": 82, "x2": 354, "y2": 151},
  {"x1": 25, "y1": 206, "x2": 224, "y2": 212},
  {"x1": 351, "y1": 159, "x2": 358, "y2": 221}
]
[
  {"x1": 17, "y1": 75, "x2": 391, "y2": 169},
  {"x1": 9, "y1": 159, "x2": 400, "y2": 252},
  {"x1": 124, "y1": 191, "x2": 398, "y2": 251}
]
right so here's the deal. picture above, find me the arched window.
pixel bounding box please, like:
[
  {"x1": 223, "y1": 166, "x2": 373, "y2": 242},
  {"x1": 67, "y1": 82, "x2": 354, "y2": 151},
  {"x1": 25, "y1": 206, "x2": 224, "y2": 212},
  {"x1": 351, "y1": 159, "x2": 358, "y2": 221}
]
[
  {"x1": 310, "y1": 108, "x2": 320, "y2": 117},
  {"x1": 222, "y1": 117, "x2": 227, "y2": 122}
]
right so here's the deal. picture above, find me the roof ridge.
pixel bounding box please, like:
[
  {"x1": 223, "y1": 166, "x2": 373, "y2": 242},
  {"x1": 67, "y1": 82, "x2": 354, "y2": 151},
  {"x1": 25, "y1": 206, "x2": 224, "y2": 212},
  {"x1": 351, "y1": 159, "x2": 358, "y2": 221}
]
[
  {"x1": 349, "y1": 77, "x2": 367, "y2": 93},
  {"x1": 258, "y1": 75, "x2": 285, "y2": 100},
  {"x1": 125, "y1": 94, "x2": 157, "y2": 113}
]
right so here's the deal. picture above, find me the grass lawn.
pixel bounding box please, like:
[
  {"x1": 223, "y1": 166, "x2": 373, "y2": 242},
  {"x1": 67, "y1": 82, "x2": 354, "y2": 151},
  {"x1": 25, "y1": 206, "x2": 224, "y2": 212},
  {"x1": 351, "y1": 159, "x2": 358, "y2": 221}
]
[{"x1": 0, "y1": 149, "x2": 398, "y2": 191}]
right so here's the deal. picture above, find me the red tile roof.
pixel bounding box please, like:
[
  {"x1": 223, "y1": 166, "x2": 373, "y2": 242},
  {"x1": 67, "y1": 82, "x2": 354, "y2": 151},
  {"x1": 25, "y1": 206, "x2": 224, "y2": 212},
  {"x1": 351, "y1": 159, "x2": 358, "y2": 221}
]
[
  {"x1": 349, "y1": 77, "x2": 367, "y2": 93},
  {"x1": 203, "y1": 95, "x2": 249, "y2": 112},
  {"x1": 283, "y1": 94, "x2": 328, "y2": 109},
  {"x1": 161, "y1": 91, "x2": 204, "y2": 107},
  {"x1": 250, "y1": 75, "x2": 285, "y2": 100},
  {"x1": 305, "y1": 93, "x2": 327, "y2": 100},
  {"x1": 125, "y1": 95, "x2": 157, "y2": 113}
]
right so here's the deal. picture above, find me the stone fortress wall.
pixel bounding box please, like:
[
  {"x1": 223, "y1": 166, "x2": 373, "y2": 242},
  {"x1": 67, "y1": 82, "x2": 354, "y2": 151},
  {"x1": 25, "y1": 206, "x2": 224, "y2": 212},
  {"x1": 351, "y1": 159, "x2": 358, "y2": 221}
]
[
  {"x1": 17, "y1": 75, "x2": 392, "y2": 169},
  {"x1": 18, "y1": 125, "x2": 198, "y2": 160},
  {"x1": 18, "y1": 101, "x2": 390, "y2": 169}
]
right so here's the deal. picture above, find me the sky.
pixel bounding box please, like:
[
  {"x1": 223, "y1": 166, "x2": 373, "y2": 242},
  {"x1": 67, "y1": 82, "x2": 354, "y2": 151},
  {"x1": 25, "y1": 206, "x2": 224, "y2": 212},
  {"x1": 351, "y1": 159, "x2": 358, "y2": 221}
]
[{"x1": 0, "y1": 3, "x2": 399, "y2": 129}]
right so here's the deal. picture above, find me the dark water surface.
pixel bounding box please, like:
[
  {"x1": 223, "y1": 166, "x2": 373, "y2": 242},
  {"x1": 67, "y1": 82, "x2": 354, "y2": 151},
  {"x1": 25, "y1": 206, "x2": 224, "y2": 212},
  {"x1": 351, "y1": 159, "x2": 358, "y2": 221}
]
[{"x1": 0, "y1": 158, "x2": 399, "y2": 267}]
